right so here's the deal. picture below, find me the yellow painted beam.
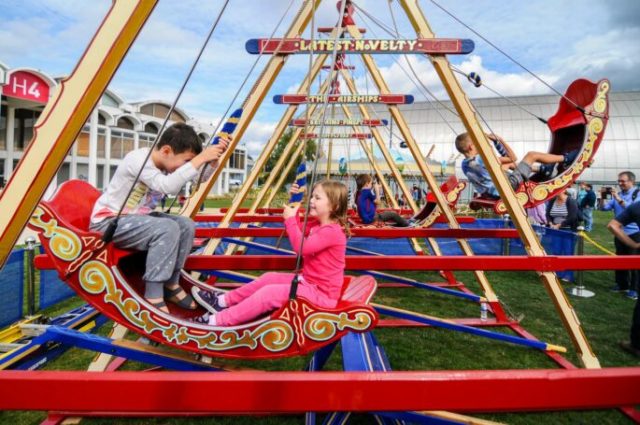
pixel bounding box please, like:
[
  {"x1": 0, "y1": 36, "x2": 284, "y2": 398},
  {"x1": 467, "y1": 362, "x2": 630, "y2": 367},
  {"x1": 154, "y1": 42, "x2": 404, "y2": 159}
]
[{"x1": 398, "y1": 0, "x2": 599, "y2": 368}]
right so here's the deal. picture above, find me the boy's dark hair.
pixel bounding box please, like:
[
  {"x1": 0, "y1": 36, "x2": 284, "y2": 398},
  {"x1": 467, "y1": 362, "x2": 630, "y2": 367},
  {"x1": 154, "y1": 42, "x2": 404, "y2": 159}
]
[
  {"x1": 585, "y1": 183, "x2": 592, "y2": 190},
  {"x1": 156, "y1": 123, "x2": 202, "y2": 154},
  {"x1": 355, "y1": 174, "x2": 372, "y2": 191},
  {"x1": 454, "y1": 133, "x2": 471, "y2": 154}
]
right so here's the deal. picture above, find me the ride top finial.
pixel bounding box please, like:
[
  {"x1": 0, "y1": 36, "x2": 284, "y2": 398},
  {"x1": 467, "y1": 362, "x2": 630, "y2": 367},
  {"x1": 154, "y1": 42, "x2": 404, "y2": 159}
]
[
  {"x1": 289, "y1": 162, "x2": 307, "y2": 206},
  {"x1": 467, "y1": 72, "x2": 482, "y2": 88},
  {"x1": 338, "y1": 0, "x2": 355, "y2": 27}
]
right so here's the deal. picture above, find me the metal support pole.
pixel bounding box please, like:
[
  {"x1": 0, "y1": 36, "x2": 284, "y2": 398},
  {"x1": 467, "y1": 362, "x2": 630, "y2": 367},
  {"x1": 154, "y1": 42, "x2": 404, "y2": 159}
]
[
  {"x1": 567, "y1": 226, "x2": 595, "y2": 298},
  {"x1": 25, "y1": 236, "x2": 37, "y2": 316},
  {"x1": 502, "y1": 214, "x2": 510, "y2": 256}
]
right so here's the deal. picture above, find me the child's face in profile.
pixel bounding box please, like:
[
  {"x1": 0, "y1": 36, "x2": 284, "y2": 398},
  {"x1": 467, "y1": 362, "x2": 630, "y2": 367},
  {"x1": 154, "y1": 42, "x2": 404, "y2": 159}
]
[
  {"x1": 309, "y1": 184, "x2": 332, "y2": 221},
  {"x1": 463, "y1": 137, "x2": 477, "y2": 156},
  {"x1": 157, "y1": 146, "x2": 196, "y2": 173}
]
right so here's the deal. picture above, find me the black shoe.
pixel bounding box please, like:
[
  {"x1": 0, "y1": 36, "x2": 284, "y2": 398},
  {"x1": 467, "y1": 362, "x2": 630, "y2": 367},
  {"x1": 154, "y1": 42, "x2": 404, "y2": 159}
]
[
  {"x1": 619, "y1": 341, "x2": 640, "y2": 357},
  {"x1": 562, "y1": 149, "x2": 580, "y2": 167},
  {"x1": 191, "y1": 287, "x2": 225, "y2": 314},
  {"x1": 538, "y1": 163, "x2": 555, "y2": 179}
]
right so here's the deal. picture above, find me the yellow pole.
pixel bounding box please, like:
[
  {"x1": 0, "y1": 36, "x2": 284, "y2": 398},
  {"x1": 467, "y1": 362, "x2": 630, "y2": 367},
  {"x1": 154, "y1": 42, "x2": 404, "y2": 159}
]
[{"x1": 398, "y1": 0, "x2": 599, "y2": 368}]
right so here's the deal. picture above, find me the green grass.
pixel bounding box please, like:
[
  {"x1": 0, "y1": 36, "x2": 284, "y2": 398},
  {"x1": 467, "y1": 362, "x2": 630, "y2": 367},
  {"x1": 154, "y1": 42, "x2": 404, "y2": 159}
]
[{"x1": 2, "y1": 210, "x2": 637, "y2": 424}]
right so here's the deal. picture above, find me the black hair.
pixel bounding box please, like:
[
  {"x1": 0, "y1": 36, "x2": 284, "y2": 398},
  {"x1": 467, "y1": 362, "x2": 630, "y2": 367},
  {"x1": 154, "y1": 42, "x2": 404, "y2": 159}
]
[{"x1": 156, "y1": 122, "x2": 202, "y2": 155}]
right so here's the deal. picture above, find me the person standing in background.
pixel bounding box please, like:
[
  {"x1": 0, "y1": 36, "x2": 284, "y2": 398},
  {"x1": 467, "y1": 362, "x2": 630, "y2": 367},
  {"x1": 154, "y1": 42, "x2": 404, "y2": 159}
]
[{"x1": 601, "y1": 171, "x2": 640, "y2": 299}]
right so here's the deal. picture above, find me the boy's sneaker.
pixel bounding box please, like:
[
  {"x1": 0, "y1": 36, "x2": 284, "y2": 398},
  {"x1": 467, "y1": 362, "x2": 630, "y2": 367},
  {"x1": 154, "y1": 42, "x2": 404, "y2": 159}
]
[
  {"x1": 538, "y1": 163, "x2": 555, "y2": 180},
  {"x1": 627, "y1": 290, "x2": 638, "y2": 300},
  {"x1": 610, "y1": 285, "x2": 626, "y2": 292},
  {"x1": 562, "y1": 149, "x2": 580, "y2": 167},
  {"x1": 189, "y1": 312, "x2": 211, "y2": 325},
  {"x1": 191, "y1": 287, "x2": 225, "y2": 314}
]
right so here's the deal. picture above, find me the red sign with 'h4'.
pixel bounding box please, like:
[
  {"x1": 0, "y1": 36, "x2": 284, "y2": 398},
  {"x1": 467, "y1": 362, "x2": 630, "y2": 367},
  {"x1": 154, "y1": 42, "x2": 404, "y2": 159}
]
[{"x1": 2, "y1": 70, "x2": 50, "y2": 104}]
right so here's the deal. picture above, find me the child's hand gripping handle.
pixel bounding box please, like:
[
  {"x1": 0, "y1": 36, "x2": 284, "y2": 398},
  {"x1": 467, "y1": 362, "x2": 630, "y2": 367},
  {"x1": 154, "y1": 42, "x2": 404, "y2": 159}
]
[{"x1": 288, "y1": 162, "x2": 307, "y2": 206}]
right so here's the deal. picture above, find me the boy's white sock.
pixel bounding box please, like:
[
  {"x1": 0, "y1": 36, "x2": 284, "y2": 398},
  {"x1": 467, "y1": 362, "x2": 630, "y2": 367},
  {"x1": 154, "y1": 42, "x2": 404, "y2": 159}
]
[
  {"x1": 208, "y1": 314, "x2": 217, "y2": 326},
  {"x1": 218, "y1": 294, "x2": 227, "y2": 308}
]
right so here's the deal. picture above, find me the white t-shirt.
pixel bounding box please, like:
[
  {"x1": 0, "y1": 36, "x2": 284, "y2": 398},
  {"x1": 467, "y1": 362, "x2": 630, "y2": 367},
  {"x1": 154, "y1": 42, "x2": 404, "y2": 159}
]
[{"x1": 91, "y1": 148, "x2": 213, "y2": 223}]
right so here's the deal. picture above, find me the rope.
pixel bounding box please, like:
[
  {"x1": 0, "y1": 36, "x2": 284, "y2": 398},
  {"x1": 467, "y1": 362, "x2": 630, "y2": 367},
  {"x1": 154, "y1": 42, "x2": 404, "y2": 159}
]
[
  {"x1": 101, "y1": 0, "x2": 231, "y2": 243},
  {"x1": 579, "y1": 230, "x2": 615, "y2": 256},
  {"x1": 354, "y1": 5, "x2": 459, "y2": 133},
  {"x1": 425, "y1": 0, "x2": 585, "y2": 113},
  {"x1": 289, "y1": 0, "x2": 350, "y2": 300},
  {"x1": 177, "y1": 0, "x2": 298, "y2": 214},
  {"x1": 356, "y1": 1, "x2": 554, "y2": 127},
  {"x1": 449, "y1": 66, "x2": 547, "y2": 124}
]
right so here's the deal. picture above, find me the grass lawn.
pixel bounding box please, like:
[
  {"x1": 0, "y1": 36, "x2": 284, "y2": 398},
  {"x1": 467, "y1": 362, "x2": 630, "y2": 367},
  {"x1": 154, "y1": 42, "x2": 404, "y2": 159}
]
[{"x1": 2, "y1": 210, "x2": 637, "y2": 424}]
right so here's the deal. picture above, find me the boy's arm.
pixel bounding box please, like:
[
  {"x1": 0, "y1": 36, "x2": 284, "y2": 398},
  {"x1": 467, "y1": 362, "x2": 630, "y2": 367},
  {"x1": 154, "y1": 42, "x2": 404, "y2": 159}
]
[
  {"x1": 608, "y1": 219, "x2": 640, "y2": 249},
  {"x1": 488, "y1": 133, "x2": 518, "y2": 163}
]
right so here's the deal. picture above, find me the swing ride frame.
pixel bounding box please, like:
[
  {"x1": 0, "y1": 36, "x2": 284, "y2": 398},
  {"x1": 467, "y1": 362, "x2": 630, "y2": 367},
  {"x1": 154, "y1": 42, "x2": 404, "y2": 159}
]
[{"x1": 1, "y1": 0, "x2": 640, "y2": 420}]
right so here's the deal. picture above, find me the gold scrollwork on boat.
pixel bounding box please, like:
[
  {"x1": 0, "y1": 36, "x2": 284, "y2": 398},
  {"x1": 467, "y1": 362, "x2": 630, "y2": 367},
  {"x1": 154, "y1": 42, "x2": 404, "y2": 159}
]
[
  {"x1": 593, "y1": 81, "x2": 609, "y2": 114},
  {"x1": 531, "y1": 114, "x2": 603, "y2": 203},
  {"x1": 304, "y1": 309, "x2": 374, "y2": 342},
  {"x1": 191, "y1": 320, "x2": 294, "y2": 352},
  {"x1": 495, "y1": 191, "x2": 528, "y2": 214},
  {"x1": 79, "y1": 260, "x2": 145, "y2": 328},
  {"x1": 421, "y1": 206, "x2": 440, "y2": 228},
  {"x1": 30, "y1": 207, "x2": 82, "y2": 261},
  {"x1": 78, "y1": 259, "x2": 294, "y2": 353}
]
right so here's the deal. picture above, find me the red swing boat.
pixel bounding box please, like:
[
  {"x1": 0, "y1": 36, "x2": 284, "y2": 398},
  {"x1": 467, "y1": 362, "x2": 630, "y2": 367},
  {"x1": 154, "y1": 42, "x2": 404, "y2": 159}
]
[
  {"x1": 469, "y1": 78, "x2": 610, "y2": 214},
  {"x1": 29, "y1": 180, "x2": 378, "y2": 360}
]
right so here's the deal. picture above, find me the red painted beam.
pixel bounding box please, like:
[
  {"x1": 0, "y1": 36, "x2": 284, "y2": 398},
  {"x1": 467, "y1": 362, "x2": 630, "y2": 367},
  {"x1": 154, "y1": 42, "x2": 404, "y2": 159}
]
[
  {"x1": 193, "y1": 215, "x2": 476, "y2": 224},
  {"x1": 246, "y1": 38, "x2": 473, "y2": 55},
  {"x1": 1, "y1": 368, "x2": 639, "y2": 412},
  {"x1": 184, "y1": 255, "x2": 640, "y2": 271},
  {"x1": 194, "y1": 228, "x2": 520, "y2": 239},
  {"x1": 300, "y1": 133, "x2": 373, "y2": 139},
  {"x1": 193, "y1": 215, "x2": 284, "y2": 223},
  {"x1": 290, "y1": 118, "x2": 387, "y2": 127}
]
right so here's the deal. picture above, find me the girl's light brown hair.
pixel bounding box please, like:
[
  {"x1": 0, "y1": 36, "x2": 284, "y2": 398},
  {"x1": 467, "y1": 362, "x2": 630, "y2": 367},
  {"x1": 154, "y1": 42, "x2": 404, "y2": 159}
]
[{"x1": 314, "y1": 179, "x2": 351, "y2": 237}]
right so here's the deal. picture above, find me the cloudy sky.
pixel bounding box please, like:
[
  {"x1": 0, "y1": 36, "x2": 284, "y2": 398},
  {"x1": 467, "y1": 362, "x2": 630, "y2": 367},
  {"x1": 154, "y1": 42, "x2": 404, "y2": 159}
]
[{"x1": 1, "y1": 0, "x2": 639, "y2": 157}]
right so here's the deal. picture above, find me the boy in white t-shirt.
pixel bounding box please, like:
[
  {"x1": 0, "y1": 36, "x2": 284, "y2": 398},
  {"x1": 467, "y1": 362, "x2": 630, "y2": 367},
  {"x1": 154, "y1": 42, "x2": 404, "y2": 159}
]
[{"x1": 90, "y1": 123, "x2": 228, "y2": 312}]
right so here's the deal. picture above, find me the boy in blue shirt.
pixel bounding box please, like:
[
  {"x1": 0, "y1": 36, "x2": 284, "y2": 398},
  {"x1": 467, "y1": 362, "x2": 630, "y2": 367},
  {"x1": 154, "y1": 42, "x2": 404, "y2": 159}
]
[
  {"x1": 455, "y1": 132, "x2": 578, "y2": 198},
  {"x1": 355, "y1": 174, "x2": 413, "y2": 227}
]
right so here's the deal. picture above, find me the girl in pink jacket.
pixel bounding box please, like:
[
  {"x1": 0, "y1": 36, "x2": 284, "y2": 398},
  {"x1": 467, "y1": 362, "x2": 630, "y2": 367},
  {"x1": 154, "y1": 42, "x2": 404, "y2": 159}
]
[{"x1": 191, "y1": 180, "x2": 349, "y2": 326}]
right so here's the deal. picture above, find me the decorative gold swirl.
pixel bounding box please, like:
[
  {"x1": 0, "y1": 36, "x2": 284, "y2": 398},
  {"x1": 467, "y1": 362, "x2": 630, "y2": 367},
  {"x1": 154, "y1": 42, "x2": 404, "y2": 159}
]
[
  {"x1": 255, "y1": 320, "x2": 295, "y2": 352},
  {"x1": 593, "y1": 81, "x2": 610, "y2": 114},
  {"x1": 30, "y1": 207, "x2": 82, "y2": 261},
  {"x1": 304, "y1": 310, "x2": 374, "y2": 342},
  {"x1": 531, "y1": 113, "x2": 604, "y2": 202},
  {"x1": 495, "y1": 192, "x2": 528, "y2": 214},
  {"x1": 421, "y1": 206, "x2": 440, "y2": 228}
]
